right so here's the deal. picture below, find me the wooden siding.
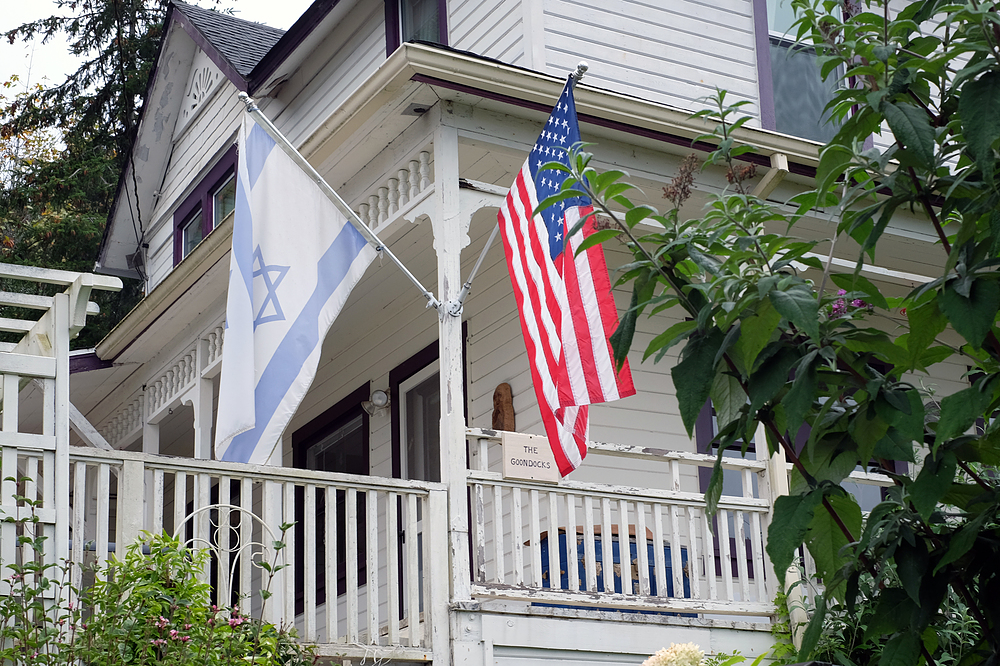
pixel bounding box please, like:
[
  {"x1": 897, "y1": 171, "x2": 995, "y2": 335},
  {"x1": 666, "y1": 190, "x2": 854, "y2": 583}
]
[
  {"x1": 145, "y1": 81, "x2": 242, "y2": 290},
  {"x1": 267, "y1": 0, "x2": 387, "y2": 149},
  {"x1": 541, "y1": 0, "x2": 760, "y2": 117},
  {"x1": 449, "y1": 0, "x2": 525, "y2": 67}
]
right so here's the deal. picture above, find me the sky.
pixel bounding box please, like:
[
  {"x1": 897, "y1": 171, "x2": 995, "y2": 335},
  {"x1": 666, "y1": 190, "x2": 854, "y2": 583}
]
[{"x1": 0, "y1": 0, "x2": 314, "y2": 93}]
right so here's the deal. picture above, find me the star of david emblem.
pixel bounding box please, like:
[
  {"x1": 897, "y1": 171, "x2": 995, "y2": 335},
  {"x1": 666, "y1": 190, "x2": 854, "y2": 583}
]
[{"x1": 252, "y1": 245, "x2": 290, "y2": 329}]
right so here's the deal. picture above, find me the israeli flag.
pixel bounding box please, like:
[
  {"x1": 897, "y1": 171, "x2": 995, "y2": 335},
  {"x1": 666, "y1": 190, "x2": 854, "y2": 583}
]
[{"x1": 215, "y1": 117, "x2": 376, "y2": 464}]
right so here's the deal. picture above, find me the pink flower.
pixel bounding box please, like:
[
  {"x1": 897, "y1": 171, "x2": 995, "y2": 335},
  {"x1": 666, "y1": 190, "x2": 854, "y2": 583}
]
[
  {"x1": 228, "y1": 617, "x2": 244, "y2": 628},
  {"x1": 156, "y1": 616, "x2": 168, "y2": 629},
  {"x1": 184, "y1": 624, "x2": 192, "y2": 630},
  {"x1": 170, "y1": 629, "x2": 179, "y2": 640}
]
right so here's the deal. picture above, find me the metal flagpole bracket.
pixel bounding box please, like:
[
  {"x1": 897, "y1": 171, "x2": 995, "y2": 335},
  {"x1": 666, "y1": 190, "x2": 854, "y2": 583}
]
[{"x1": 236, "y1": 92, "x2": 442, "y2": 312}]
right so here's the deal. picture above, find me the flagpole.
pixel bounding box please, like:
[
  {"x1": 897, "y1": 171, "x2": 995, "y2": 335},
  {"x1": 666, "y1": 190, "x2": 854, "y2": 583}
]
[
  {"x1": 237, "y1": 92, "x2": 441, "y2": 311},
  {"x1": 449, "y1": 63, "x2": 590, "y2": 317}
]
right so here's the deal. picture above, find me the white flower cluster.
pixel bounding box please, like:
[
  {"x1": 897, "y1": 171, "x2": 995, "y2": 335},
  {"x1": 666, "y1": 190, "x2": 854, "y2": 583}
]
[{"x1": 641, "y1": 642, "x2": 705, "y2": 666}]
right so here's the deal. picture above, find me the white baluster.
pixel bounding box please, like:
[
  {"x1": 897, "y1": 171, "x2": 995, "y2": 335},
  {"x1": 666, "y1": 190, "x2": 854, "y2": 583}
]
[
  {"x1": 378, "y1": 187, "x2": 389, "y2": 223},
  {"x1": 419, "y1": 151, "x2": 430, "y2": 190},
  {"x1": 388, "y1": 178, "x2": 399, "y2": 214},
  {"x1": 397, "y1": 169, "x2": 410, "y2": 206},
  {"x1": 409, "y1": 160, "x2": 420, "y2": 199},
  {"x1": 358, "y1": 204, "x2": 369, "y2": 227},
  {"x1": 368, "y1": 195, "x2": 379, "y2": 226}
]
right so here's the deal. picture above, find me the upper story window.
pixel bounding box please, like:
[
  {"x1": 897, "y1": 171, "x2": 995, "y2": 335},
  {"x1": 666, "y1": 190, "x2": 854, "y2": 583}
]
[
  {"x1": 760, "y1": 0, "x2": 841, "y2": 143},
  {"x1": 385, "y1": 0, "x2": 447, "y2": 55},
  {"x1": 173, "y1": 144, "x2": 237, "y2": 265}
]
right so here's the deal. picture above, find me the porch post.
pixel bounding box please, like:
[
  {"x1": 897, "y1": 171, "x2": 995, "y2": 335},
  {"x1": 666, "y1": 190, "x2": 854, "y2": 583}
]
[
  {"x1": 432, "y1": 112, "x2": 472, "y2": 615},
  {"x1": 761, "y1": 428, "x2": 808, "y2": 648}
]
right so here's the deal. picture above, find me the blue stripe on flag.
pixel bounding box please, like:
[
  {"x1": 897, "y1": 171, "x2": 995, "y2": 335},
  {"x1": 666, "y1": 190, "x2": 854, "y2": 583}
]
[
  {"x1": 233, "y1": 171, "x2": 255, "y2": 297},
  {"x1": 221, "y1": 222, "x2": 370, "y2": 463},
  {"x1": 247, "y1": 124, "x2": 276, "y2": 189}
]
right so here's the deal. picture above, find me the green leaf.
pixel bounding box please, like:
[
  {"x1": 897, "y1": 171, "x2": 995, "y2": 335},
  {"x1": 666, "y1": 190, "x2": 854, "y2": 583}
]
[
  {"x1": 805, "y1": 491, "x2": 862, "y2": 600},
  {"x1": 909, "y1": 450, "x2": 957, "y2": 520},
  {"x1": 816, "y1": 144, "x2": 854, "y2": 197},
  {"x1": 933, "y1": 512, "x2": 985, "y2": 574},
  {"x1": 573, "y1": 228, "x2": 622, "y2": 256},
  {"x1": 612, "y1": 271, "x2": 655, "y2": 370},
  {"x1": 643, "y1": 319, "x2": 697, "y2": 362},
  {"x1": 766, "y1": 490, "x2": 825, "y2": 585},
  {"x1": 874, "y1": 427, "x2": 918, "y2": 464},
  {"x1": 935, "y1": 382, "x2": 994, "y2": 450},
  {"x1": 711, "y1": 371, "x2": 746, "y2": 431},
  {"x1": 671, "y1": 328, "x2": 725, "y2": 437},
  {"x1": 782, "y1": 351, "x2": 818, "y2": 433},
  {"x1": 732, "y1": 299, "x2": 781, "y2": 371},
  {"x1": 877, "y1": 632, "x2": 920, "y2": 666},
  {"x1": 938, "y1": 278, "x2": 1000, "y2": 349},
  {"x1": 864, "y1": 588, "x2": 917, "y2": 639},
  {"x1": 895, "y1": 539, "x2": 929, "y2": 604},
  {"x1": 849, "y1": 409, "x2": 889, "y2": 466},
  {"x1": 798, "y1": 593, "x2": 827, "y2": 659},
  {"x1": 829, "y1": 273, "x2": 890, "y2": 310},
  {"x1": 905, "y1": 297, "x2": 947, "y2": 370},
  {"x1": 748, "y1": 346, "x2": 799, "y2": 417},
  {"x1": 687, "y1": 243, "x2": 723, "y2": 275},
  {"x1": 706, "y1": 449, "x2": 725, "y2": 519},
  {"x1": 881, "y1": 100, "x2": 935, "y2": 169},
  {"x1": 770, "y1": 286, "x2": 820, "y2": 340},
  {"x1": 960, "y1": 70, "x2": 1000, "y2": 181}
]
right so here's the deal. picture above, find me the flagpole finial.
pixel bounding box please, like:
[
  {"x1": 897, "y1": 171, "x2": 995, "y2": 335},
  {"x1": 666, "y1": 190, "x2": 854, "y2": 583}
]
[
  {"x1": 238, "y1": 91, "x2": 259, "y2": 113},
  {"x1": 570, "y1": 62, "x2": 588, "y2": 84}
]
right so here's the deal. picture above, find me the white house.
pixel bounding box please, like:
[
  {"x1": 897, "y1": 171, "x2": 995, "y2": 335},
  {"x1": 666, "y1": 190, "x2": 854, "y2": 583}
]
[{"x1": 0, "y1": 1, "x2": 967, "y2": 664}]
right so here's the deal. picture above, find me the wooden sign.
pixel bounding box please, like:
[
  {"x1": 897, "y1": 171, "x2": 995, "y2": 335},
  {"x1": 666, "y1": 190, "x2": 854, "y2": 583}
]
[{"x1": 502, "y1": 431, "x2": 560, "y2": 483}]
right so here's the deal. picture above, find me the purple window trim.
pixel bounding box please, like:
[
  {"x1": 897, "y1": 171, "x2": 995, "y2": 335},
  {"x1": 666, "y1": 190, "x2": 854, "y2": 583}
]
[
  {"x1": 172, "y1": 144, "x2": 238, "y2": 266},
  {"x1": 751, "y1": 0, "x2": 777, "y2": 131},
  {"x1": 384, "y1": 0, "x2": 449, "y2": 57}
]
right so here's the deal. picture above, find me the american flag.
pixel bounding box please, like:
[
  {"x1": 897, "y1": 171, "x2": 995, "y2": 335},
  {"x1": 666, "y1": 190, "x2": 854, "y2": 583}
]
[{"x1": 497, "y1": 78, "x2": 636, "y2": 476}]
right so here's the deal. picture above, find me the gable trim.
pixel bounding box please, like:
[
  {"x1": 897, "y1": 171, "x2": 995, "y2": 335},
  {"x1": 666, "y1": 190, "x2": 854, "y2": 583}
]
[{"x1": 172, "y1": 7, "x2": 250, "y2": 91}]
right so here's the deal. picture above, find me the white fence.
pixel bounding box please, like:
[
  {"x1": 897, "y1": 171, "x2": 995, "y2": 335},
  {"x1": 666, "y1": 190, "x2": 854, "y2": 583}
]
[
  {"x1": 465, "y1": 429, "x2": 776, "y2": 616},
  {"x1": 64, "y1": 448, "x2": 447, "y2": 662}
]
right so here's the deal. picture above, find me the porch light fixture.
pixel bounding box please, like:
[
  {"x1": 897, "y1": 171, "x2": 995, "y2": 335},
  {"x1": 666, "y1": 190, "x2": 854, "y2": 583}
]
[{"x1": 362, "y1": 389, "x2": 390, "y2": 415}]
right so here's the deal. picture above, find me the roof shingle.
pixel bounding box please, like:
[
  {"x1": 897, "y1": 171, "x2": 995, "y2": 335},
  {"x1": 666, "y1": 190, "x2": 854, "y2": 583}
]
[{"x1": 172, "y1": 1, "x2": 285, "y2": 78}]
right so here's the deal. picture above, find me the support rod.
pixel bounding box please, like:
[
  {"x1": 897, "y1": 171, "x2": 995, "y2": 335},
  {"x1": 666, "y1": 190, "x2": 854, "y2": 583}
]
[
  {"x1": 450, "y1": 224, "x2": 499, "y2": 316},
  {"x1": 238, "y1": 93, "x2": 441, "y2": 311}
]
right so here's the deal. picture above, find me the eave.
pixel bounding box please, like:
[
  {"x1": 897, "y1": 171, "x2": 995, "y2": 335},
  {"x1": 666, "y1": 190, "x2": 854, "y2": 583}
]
[{"x1": 300, "y1": 43, "x2": 824, "y2": 177}]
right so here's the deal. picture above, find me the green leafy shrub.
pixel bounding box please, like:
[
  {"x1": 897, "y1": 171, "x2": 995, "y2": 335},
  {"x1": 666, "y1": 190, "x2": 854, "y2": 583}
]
[{"x1": 0, "y1": 491, "x2": 313, "y2": 666}]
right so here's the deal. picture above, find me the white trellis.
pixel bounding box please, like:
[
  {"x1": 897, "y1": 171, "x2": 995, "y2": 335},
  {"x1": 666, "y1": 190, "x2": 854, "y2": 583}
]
[{"x1": 0, "y1": 265, "x2": 121, "y2": 600}]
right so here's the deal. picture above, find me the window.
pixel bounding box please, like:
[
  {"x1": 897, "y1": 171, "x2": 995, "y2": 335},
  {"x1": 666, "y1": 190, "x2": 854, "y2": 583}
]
[
  {"x1": 173, "y1": 144, "x2": 237, "y2": 264},
  {"x1": 212, "y1": 174, "x2": 236, "y2": 228},
  {"x1": 390, "y1": 341, "x2": 441, "y2": 482},
  {"x1": 384, "y1": 0, "x2": 447, "y2": 56},
  {"x1": 757, "y1": 0, "x2": 841, "y2": 143},
  {"x1": 292, "y1": 384, "x2": 370, "y2": 608}
]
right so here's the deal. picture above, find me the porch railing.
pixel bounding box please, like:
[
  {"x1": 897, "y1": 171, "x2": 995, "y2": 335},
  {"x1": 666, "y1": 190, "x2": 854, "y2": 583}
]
[
  {"x1": 65, "y1": 448, "x2": 447, "y2": 662},
  {"x1": 465, "y1": 429, "x2": 776, "y2": 617}
]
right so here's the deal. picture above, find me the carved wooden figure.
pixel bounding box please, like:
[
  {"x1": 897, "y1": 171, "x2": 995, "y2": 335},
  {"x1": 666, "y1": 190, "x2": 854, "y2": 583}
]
[{"x1": 492, "y1": 382, "x2": 515, "y2": 431}]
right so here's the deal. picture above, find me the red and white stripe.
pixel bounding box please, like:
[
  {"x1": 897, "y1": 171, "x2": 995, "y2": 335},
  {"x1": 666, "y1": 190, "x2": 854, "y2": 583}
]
[{"x1": 498, "y1": 164, "x2": 635, "y2": 476}]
